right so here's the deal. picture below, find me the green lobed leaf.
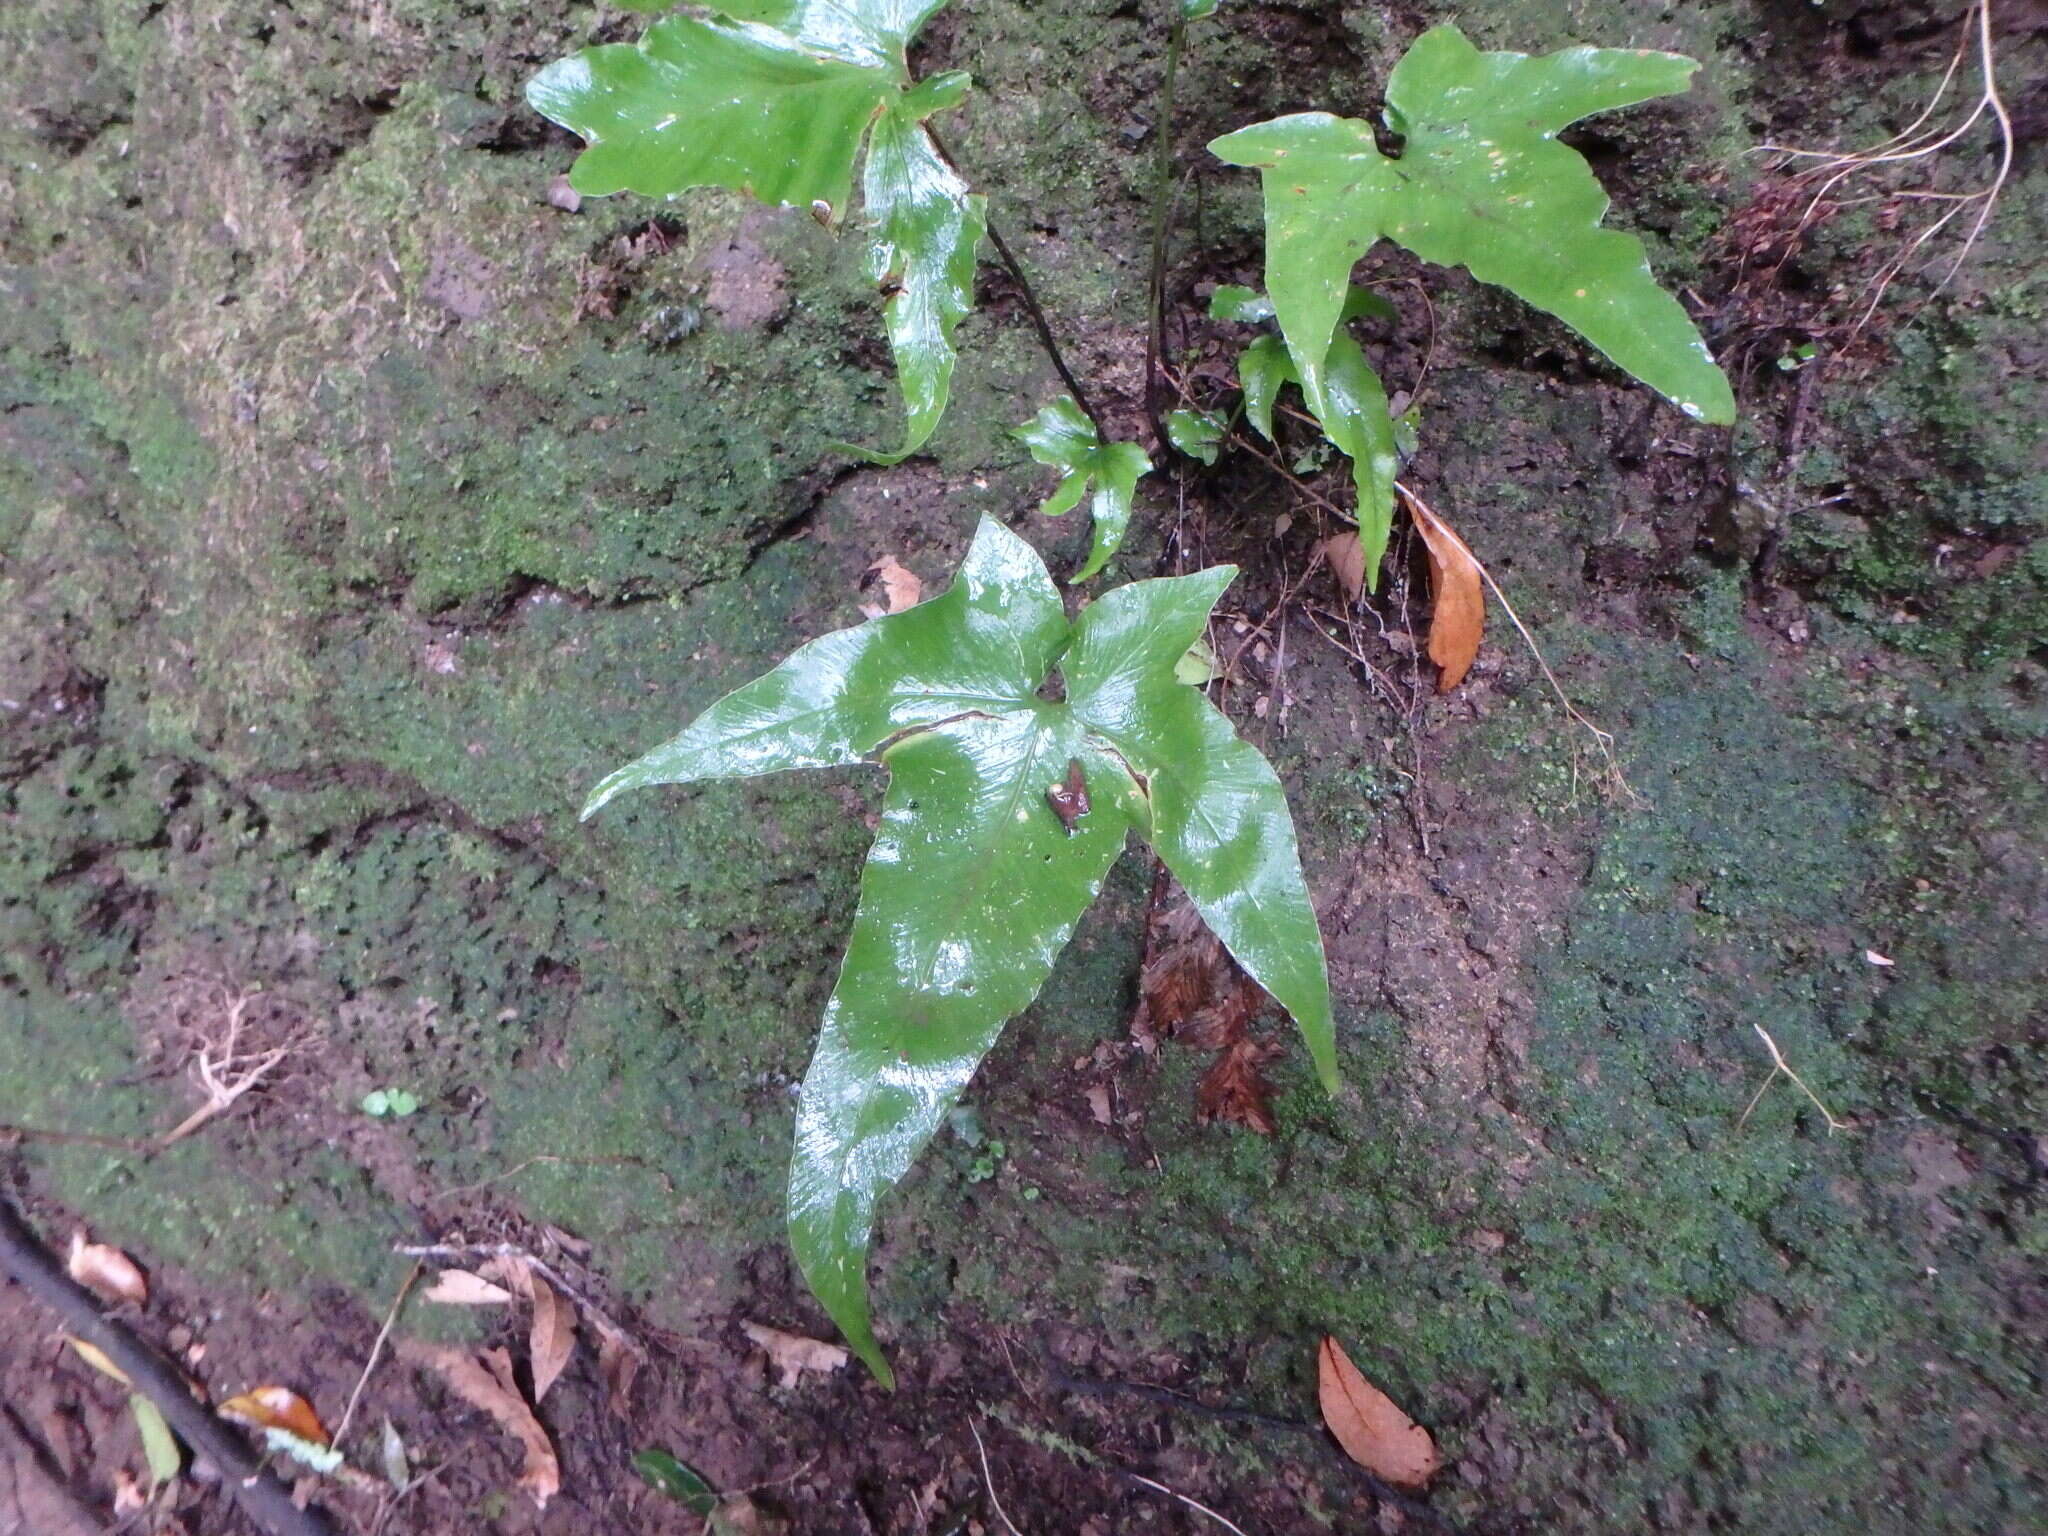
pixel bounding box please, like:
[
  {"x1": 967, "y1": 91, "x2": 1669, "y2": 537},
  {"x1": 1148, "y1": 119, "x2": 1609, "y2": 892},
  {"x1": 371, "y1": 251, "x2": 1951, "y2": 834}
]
[
  {"x1": 1011, "y1": 398, "x2": 1153, "y2": 582},
  {"x1": 528, "y1": 1, "x2": 981, "y2": 457},
  {"x1": 1061, "y1": 573, "x2": 1337, "y2": 1090},
  {"x1": 840, "y1": 100, "x2": 988, "y2": 463},
  {"x1": 791, "y1": 708, "x2": 1144, "y2": 1383},
  {"x1": 1209, "y1": 23, "x2": 1734, "y2": 427},
  {"x1": 581, "y1": 520, "x2": 1064, "y2": 818},
  {"x1": 587, "y1": 519, "x2": 1336, "y2": 1383}
]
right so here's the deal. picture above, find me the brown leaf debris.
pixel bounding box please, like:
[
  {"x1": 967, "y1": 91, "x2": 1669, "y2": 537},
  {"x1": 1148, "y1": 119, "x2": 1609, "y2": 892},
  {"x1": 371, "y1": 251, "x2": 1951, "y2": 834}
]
[
  {"x1": 1316, "y1": 1336, "x2": 1441, "y2": 1488},
  {"x1": 1402, "y1": 488, "x2": 1485, "y2": 692},
  {"x1": 1129, "y1": 875, "x2": 1283, "y2": 1134},
  {"x1": 400, "y1": 1341, "x2": 560, "y2": 1508},
  {"x1": 527, "y1": 1272, "x2": 577, "y2": 1404}
]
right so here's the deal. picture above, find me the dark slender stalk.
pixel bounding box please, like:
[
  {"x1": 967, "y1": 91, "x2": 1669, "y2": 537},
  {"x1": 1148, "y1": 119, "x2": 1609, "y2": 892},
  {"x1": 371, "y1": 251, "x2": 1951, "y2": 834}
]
[
  {"x1": 983, "y1": 221, "x2": 1106, "y2": 437},
  {"x1": 924, "y1": 126, "x2": 1105, "y2": 436},
  {"x1": 1144, "y1": 5, "x2": 1190, "y2": 447},
  {"x1": 0, "y1": 1197, "x2": 340, "y2": 1536}
]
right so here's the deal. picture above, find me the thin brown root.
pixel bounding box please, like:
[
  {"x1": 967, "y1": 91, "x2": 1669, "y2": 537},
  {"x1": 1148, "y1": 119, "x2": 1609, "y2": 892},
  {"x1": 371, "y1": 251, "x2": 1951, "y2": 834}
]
[
  {"x1": 1756, "y1": 0, "x2": 2011, "y2": 344},
  {"x1": 1736, "y1": 1023, "x2": 1852, "y2": 1134}
]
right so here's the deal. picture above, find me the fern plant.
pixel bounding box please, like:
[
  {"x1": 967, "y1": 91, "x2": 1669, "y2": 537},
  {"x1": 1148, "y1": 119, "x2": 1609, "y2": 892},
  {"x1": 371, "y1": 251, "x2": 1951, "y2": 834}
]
[{"x1": 529, "y1": 5, "x2": 1735, "y2": 1382}]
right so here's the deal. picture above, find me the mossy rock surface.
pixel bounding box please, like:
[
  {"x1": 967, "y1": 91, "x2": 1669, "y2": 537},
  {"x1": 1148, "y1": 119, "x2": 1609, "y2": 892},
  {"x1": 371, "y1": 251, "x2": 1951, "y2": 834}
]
[{"x1": 2, "y1": 1, "x2": 2043, "y2": 1530}]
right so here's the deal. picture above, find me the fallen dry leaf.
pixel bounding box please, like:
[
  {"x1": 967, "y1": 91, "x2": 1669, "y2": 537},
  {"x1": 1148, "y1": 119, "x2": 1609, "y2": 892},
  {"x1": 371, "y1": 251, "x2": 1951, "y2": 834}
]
[
  {"x1": 596, "y1": 1325, "x2": 642, "y2": 1422},
  {"x1": 219, "y1": 1387, "x2": 330, "y2": 1448},
  {"x1": 1085, "y1": 1084, "x2": 1114, "y2": 1127},
  {"x1": 1130, "y1": 881, "x2": 1281, "y2": 1134},
  {"x1": 527, "y1": 1272, "x2": 577, "y2": 1404},
  {"x1": 63, "y1": 1336, "x2": 131, "y2": 1387},
  {"x1": 1864, "y1": 950, "x2": 1895, "y2": 968},
  {"x1": 1320, "y1": 532, "x2": 1369, "y2": 604},
  {"x1": 1317, "y1": 1336, "x2": 1441, "y2": 1488},
  {"x1": 858, "y1": 555, "x2": 922, "y2": 618},
  {"x1": 1197, "y1": 1037, "x2": 1282, "y2": 1136},
  {"x1": 741, "y1": 1322, "x2": 849, "y2": 1389},
  {"x1": 1403, "y1": 490, "x2": 1484, "y2": 693},
  {"x1": 67, "y1": 1233, "x2": 147, "y2": 1307},
  {"x1": 423, "y1": 1269, "x2": 515, "y2": 1306},
  {"x1": 401, "y1": 1341, "x2": 560, "y2": 1508}
]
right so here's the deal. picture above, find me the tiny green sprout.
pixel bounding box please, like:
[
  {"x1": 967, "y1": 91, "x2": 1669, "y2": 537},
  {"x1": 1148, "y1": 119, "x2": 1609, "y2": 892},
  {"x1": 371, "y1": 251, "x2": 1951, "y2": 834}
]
[{"x1": 360, "y1": 1088, "x2": 421, "y2": 1119}]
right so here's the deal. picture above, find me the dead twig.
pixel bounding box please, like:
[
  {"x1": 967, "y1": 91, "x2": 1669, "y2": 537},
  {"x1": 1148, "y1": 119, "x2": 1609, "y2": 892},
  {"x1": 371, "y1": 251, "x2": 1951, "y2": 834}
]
[
  {"x1": 1737, "y1": 1024, "x2": 1852, "y2": 1133},
  {"x1": 1119, "y1": 1469, "x2": 1253, "y2": 1536},
  {"x1": 334, "y1": 1260, "x2": 423, "y2": 1449}
]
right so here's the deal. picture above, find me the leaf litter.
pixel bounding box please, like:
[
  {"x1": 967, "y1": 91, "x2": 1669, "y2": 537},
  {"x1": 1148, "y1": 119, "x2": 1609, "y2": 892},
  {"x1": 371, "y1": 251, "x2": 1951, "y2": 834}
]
[
  {"x1": 1130, "y1": 879, "x2": 1285, "y2": 1135},
  {"x1": 399, "y1": 1340, "x2": 561, "y2": 1508},
  {"x1": 1316, "y1": 1335, "x2": 1441, "y2": 1488}
]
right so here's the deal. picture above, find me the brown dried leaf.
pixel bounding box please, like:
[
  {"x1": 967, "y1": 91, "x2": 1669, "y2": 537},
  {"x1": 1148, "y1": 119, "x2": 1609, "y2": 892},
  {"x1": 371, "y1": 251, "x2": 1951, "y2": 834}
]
[
  {"x1": 858, "y1": 555, "x2": 922, "y2": 618},
  {"x1": 741, "y1": 1322, "x2": 849, "y2": 1389},
  {"x1": 596, "y1": 1325, "x2": 641, "y2": 1422},
  {"x1": 1316, "y1": 1336, "x2": 1441, "y2": 1488},
  {"x1": 1131, "y1": 882, "x2": 1281, "y2": 1133},
  {"x1": 1404, "y1": 493, "x2": 1484, "y2": 692},
  {"x1": 527, "y1": 1273, "x2": 577, "y2": 1404},
  {"x1": 1321, "y1": 532, "x2": 1369, "y2": 604},
  {"x1": 218, "y1": 1387, "x2": 330, "y2": 1448},
  {"x1": 401, "y1": 1341, "x2": 560, "y2": 1509},
  {"x1": 478, "y1": 1255, "x2": 534, "y2": 1301},
  {"x1": 1085, "y1": 1085, "x2": 1114, "y2": 1127},
  {"x1": 423, "y1": 1269, "x2": 515, "y2": 1306},
  {"x1": 1197, "y1": 1038, "x2": 1280, "y2": 1136},
  {"x1": 66, "y1": 1233, "x2": 147, "y2": 1307}
]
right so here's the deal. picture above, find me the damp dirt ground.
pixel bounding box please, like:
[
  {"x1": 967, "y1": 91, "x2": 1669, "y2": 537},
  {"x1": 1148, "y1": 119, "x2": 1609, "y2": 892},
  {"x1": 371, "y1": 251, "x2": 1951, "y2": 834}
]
[{"x1": 2, "y1": 2, "x2": 2044, "y2": 1533}]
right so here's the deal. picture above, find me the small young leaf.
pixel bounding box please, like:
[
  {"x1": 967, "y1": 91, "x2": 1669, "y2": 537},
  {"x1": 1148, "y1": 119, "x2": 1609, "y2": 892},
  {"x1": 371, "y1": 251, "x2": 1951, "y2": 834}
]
[
  {"x1": 1314, "y1": 334, "x2": 1399, "y2": 582},
  {"x1": 1236, "y1": 333, "x2": 1294, "y2": 442},
  {"x1": 634, "y1": 1449, "x2": 718, "y2": 1514},
  {"x1": 1165, "y1": 409, "x2": 1225, "y2": 466},
  {"x1": 1211, "y1": 24, "x2": 1734, "y2": 426},
  {"x1": 1182, "y1": 0, "x2": 1221, "y2": 19},
  {"x1": 1208, "y1": 284, "x2": 1273, "y2": 323},
  {"x1": 1011, "y1": 398, "x2": 1153, "y2": 581}
]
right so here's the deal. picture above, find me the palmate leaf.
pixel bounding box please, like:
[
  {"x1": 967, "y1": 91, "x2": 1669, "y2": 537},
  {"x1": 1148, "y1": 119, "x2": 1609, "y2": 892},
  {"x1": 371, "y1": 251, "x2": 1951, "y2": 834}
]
[
  {"x1": 1011, "y1": 398, "x2": 1153, "y2": 582},
  {"x1": 1210, "y1": 23, "x2": 1735, "y2": 438},
  {"x1": 584, "y1": 520, "x2": 1334, "y2": 1384},
  {"x1": 527, "y1": 1, "x2": 980, "y2": 460}
]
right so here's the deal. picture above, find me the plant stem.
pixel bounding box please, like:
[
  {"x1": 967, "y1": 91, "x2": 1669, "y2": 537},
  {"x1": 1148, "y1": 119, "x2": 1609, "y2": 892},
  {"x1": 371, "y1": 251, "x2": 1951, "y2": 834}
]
[
  {"x1": 1144, "y1": 5, "x2": 1190, "y2": 447},
  {"x1": 983, "y1": 220, "x2": 1106, "y2": 437},
  {"x1": 0, "y1": 1197, "x2": 340, "y2": 1536},
  {"x1": 924, "y1": 125, "x2": 1105, "y2": 437}
]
